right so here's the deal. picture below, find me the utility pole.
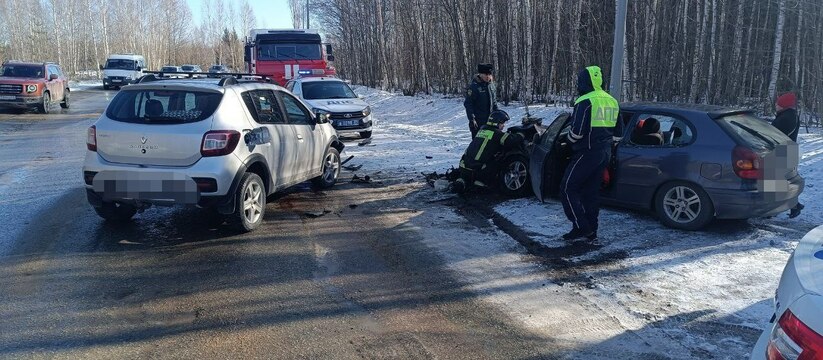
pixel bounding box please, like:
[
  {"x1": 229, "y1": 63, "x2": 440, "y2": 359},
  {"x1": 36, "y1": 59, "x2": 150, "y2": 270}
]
[
  {"x1": 306, "y1": 0, "x2": 310, "y2": 29},
  {"x1": 609, "y1": 0, "x2": 628, "y2": 101}
]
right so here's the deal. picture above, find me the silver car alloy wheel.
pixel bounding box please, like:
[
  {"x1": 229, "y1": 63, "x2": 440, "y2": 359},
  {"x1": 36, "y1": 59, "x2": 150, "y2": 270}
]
[
  {"x1": 504, "y1": 160, "x2": 527, "y2": 190},
  {"x1": 323, "y1": 152, "x2": 340, "y2": 183},
  {"x1": 242, "y1": 181, "x2": 263, "y2": 224},
  {"x1": 663, "y1": 185, "x2": 701, "y2": 223}
]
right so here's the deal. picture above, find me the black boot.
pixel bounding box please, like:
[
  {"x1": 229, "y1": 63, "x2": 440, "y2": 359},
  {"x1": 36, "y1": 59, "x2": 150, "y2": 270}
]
[
  {"x1": 789, "y1": 203, "x2": 804, "y2": 219},
  {"x1": 562, "y1": 228, "x2": 595, "y2": 242}
]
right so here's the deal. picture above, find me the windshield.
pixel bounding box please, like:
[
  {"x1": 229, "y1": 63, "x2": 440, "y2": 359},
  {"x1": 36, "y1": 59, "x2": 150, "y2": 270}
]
[
  {"x1": 1, "y1": 65, "x2": 44, "y2": 78},
  {"x1": 258, "y1": 43, "x2": 321, "y2": 61},
  {"x1": 105, "y1": 59, "x2": 137, "y2": 70},
  {"x1": 106, "y1": 90, "x2": 223, "y2": 124},
  {"x1": 719, "y1": 113, "x2": 791, "y2": 150},
  {"x1": 161, "y1": 66, "x2": 178, "y2": 72},
  {"x1": 209, "y1": 66, "x2": 224, "y2": 71},
  {"x1": 302, "y1": 81, "x2": 357, "y2": 100},
  {"x1": 181, "y1": 65, "x2": 196, "y2": 71}
]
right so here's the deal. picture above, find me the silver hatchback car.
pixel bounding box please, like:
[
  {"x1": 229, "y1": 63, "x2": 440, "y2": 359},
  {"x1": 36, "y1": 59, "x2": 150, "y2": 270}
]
[{"x1": 83, "y1": 76, "x2": 344, "y2": 232}]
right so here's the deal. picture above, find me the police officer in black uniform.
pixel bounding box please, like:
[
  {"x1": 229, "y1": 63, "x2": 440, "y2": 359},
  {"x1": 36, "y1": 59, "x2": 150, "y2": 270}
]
[
  {"x1": 454, "y1": 110, "x2": 523, "y2": 193},
  {"x1": 464, "y1": 63, "x2": 499, "y2": 138}
]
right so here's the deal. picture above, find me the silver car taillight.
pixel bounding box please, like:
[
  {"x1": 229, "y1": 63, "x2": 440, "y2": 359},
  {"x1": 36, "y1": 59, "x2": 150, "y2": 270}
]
[
  {"x1": 87, "y1": 125, "x2": 97, "y2": 152},
  {"x1": 201, "y1": 130, "x2": 240, "y2": 157}
]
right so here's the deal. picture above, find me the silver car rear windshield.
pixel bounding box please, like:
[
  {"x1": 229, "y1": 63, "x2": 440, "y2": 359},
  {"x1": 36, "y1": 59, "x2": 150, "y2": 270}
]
[
  {"x1": 106, "y1": 90, "x2": 223, "y2": 124},
  {"x1": 718, "y1": 113, "x2": 792, "y2": 150}
]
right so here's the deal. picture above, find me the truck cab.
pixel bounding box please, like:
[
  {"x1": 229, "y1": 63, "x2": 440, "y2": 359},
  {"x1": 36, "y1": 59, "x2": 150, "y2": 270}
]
[{"x1": 244, "y1": 29, "x2": 336, "y2": 86}]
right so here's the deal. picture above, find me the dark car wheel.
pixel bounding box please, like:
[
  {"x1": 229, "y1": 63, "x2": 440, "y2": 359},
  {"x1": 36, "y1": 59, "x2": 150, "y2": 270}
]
[
  {"x1": 360, "y1": 131, "x2": 372, "y2": 139},
  {"x1": 94, "y1": 201, "x2": 137, "y2": 222},
  {"x1": 230, "y1": 172, "x2": 266, "y2": 233},
  {"x1": 103, "y1": 85, "x2": 109, "y2": 90},
  {"x1": 654, "y1": 181, "x2": 714, "y2": 230},
  {"x1": 60, "y1": 89, "x2": 70, "y2": 109},
  {"x1": 37, "y1": 92, "x2": 50, "y2": 114},
  {"x1": 312, "y1": 147, "x2": 341, "y2": 188},
  {"x1": 499, "y1": 155, "x2": 531, "y2": 198}
]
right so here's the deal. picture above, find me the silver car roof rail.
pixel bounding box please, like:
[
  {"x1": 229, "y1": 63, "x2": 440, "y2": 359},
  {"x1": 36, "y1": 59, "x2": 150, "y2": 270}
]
[{"x1": 141, "y1": 71, "x2": 276, "y2": 86}]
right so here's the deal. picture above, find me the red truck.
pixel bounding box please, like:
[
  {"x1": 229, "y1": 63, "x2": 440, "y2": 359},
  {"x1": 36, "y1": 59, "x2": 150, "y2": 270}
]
[
  {"x1": 0, "y1": 61, "x2": 70, "y2": 113},
  {"x1": 244, "y1": 29, "x2": 336, "y2": 86}
]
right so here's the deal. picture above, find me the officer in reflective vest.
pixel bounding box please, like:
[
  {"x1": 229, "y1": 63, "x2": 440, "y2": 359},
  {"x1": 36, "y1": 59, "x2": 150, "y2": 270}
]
[
  {"x1": 559, "y1": 66, "x2": 623, "y2": 243},
  {"x1": 454, "y1": 110, "x2": 523, "y2": 193}
]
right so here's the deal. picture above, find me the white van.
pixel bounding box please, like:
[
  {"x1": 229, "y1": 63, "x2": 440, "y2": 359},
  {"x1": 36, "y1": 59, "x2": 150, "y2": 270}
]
[{"x1": 101, "y1": 54, "x2": 146, "y2": 90}]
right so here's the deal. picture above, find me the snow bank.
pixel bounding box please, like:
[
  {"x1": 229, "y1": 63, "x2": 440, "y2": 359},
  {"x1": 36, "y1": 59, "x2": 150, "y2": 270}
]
[
  {"x1": 68, "y1": 80, "x2": 103, "y2": 92},
  {"x1": 345, "y1": 85, "x2": 568, "y2": 179}
]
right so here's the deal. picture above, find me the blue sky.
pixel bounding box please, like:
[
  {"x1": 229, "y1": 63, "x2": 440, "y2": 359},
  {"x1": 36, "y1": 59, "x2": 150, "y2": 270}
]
[{"x1": 186, "y1": 0, "x2": 294, "y2": 29}]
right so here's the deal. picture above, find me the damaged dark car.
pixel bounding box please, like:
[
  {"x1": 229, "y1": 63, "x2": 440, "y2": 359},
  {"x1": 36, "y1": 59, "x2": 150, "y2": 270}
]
[{"x1": 530, "y1": 103, "x2": 804, "y2": 230}]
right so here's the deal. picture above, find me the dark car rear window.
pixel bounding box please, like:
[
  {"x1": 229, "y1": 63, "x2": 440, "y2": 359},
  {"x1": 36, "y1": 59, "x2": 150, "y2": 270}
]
[
  {"x1": 106, "y1": 90, "x2": 223, "y2": 124},
  {"x1": 718, "y1": 113, "x2": 791, "y2": 150}
]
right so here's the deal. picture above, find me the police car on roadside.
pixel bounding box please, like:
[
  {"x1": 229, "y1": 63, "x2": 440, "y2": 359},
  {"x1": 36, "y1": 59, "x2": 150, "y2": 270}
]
[
  {"x1": 286, "y1": 73, "x2": 373, "y2": 139},
  {"x1": 750, "y1": 225, "x2": 823, "y2": 359}
]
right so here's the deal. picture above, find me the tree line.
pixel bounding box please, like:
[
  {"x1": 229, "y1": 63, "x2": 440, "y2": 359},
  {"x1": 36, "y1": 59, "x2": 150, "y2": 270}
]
[
  {"x1": 0, "y1": 0, "x2": 256, "y2": 78},
  {"x1": 310, "y1": 0, "x2": 823, "y2": 115}
]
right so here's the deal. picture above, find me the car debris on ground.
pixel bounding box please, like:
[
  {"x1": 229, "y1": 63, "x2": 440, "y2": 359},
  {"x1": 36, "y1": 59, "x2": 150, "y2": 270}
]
[{"x1": 304, "y1": 209, "x2": 332, "y2": 218}]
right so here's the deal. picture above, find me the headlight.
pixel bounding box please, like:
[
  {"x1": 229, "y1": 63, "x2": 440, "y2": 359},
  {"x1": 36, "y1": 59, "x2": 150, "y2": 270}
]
[
  {"x1": 26, "y1": 84, "x2": 37, "y2": 93},
  {"x1": 362, "y1": 106, "x2": 371, "y2": 117},
  {"x1": 312, "y1": 108, "x2": 330, "y2": 115}
]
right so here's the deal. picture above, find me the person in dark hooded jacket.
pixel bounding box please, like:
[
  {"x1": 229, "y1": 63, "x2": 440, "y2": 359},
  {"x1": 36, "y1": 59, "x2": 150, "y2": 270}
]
[
  {"x1": 559, "y1": 66, "x2": 623, "y2": 243},
  {"x1": 773, "y1": 92, "x2": 800, "y2": 142},
  {"x1": 772, "y1": 92, "x2": 804, "y2": 218},
  {"x1": 464, "y1": 63, "x2": 499, "y2": 137}
]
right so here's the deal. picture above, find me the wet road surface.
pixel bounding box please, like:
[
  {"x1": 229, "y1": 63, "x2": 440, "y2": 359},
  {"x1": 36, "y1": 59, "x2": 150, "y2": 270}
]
[{"x1": 0, "y1": 88, "x2": 553, "y2": 358}]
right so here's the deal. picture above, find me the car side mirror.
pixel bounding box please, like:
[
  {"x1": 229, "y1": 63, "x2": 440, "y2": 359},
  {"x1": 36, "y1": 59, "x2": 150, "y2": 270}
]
[
  {"x1": 49, "y1": 74, "x2": 58, "y2": 81},
  {"x1": 357, "y1": 95, "x2": 365, "y2": 99},
  {"x1": 99, "y1": 64, "x2": 104, "y2": 70},
  {"x1": 326, "y1": 55, "x2": 335, "y2": 62},
  {"x1": 325, "y1": 44, "x2": 333, "y2": 55},
  {"x1": 136, "y1": 66, "x2": 142, "y2": 72}
]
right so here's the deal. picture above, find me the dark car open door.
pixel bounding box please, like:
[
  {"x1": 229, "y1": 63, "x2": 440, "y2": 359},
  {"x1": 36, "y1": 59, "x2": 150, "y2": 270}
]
[{"x1": 529, "y1": 113, "x2": 571, "y2": 201}]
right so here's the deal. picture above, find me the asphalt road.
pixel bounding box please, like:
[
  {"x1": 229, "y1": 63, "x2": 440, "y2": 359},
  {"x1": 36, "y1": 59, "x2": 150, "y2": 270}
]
[{"x1": 0, "y1": 89, "x2": 554, "y2": 359}]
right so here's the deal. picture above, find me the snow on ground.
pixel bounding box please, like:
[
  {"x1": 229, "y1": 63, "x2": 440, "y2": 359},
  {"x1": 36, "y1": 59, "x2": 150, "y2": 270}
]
[
  {"x1": 346, "y1": 86, "x2": 822, "y2": 358},
  {"x1": 68, "y1": 80, "x2": 103, "y2": 92},
  {"x1": 344, "y1": 85, "x2": 568, "y2": 179},
  {"x1": 491, "y1": 128, "x2": 823, "y2": 356}
]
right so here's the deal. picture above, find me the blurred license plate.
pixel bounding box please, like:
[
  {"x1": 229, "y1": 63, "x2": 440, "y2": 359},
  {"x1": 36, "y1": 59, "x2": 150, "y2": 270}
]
[
  {"x1": 0, "y1": 95, "x2": 15, "y2": 100},
  {"x1": 112, "y1": 79, "x2": 122, "y2": 83},
  {"x1": 338, "y1": 120, "x2": 358, "y2": 127}
]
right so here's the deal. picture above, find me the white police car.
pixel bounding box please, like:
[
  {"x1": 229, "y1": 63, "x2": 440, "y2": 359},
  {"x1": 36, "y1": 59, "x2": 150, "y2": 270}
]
[
  {"x1": 286, "y1": 75, "x2": 373, "y2": 139},
  {"x1": 750, "y1": 225, "x2": 823, "y2": 359}
]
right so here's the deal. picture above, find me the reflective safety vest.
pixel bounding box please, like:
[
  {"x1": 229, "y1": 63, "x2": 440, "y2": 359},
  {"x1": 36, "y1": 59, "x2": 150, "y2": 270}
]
[{"x1": 575, "y1": 90, "x2": 619, "y2": 128}]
